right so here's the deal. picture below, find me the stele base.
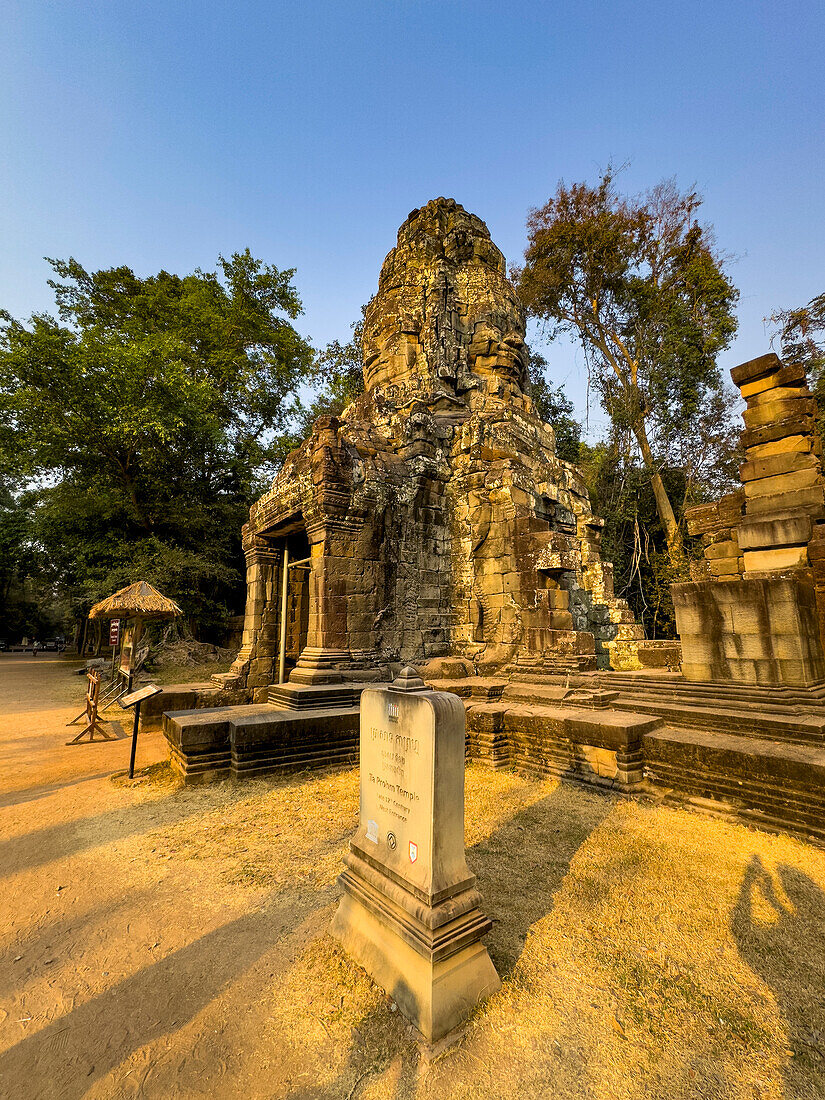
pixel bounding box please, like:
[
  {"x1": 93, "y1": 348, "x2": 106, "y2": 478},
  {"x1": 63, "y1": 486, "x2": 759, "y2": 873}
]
[{"x1": 331, "y1": 872, "x2": 500, "y2": 1044}]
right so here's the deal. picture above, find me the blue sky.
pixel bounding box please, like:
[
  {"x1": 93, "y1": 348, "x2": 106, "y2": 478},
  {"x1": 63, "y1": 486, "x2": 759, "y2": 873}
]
[{"x1": 2, "y1": 1, "x2": 823, "y2": 437}]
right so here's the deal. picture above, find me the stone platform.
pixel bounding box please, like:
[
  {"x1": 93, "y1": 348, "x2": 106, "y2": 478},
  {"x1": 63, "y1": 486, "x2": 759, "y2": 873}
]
[
  {"x1": 431, "y1": 672, "x2": 825, "y2": 844},
  {"x1": 163, "y1": 703, "x2": 360, "y2": 783},
  {"x1": 644, "y1": 726, "x2": 825, "y2": 844},
  {"x1": 138, "y1": 682, "x2": 225, "y2": 732},
  {"x1": 156, "y1": 666, "x2": 825, "y2": 845},
  {"x1": 161, "y1": 679, "x2": 389, "y2": 782}
]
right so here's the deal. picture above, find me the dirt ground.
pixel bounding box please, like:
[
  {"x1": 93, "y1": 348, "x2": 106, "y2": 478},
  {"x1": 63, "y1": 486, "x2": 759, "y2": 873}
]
[{"x1": 2, "y1": 655, "x2": 825, "y2": 1100}]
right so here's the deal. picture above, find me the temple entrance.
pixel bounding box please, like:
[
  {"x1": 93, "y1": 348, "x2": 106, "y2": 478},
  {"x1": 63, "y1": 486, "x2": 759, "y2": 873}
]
[{"x1": 279, "y1": 528, "x2": 311, "y2": 681}]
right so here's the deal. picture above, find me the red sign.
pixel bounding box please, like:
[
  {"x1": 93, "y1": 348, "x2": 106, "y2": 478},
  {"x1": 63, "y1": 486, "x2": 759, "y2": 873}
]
[{"x1": 109, "y1": 619, "x2": 120, "y2": 646}]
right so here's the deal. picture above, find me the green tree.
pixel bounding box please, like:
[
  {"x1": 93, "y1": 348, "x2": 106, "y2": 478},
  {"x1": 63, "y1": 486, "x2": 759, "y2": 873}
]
[
  {"x1": 526, "y1": 349, "x2": 582, "y2": 462},
  {"x1": 771, "y1": 292, "x2": 825, "y2": 375},
  {"x1": 0, "y1": 252, "x2": 314, "y2": 635},
  {"x1": 770, "y1": 292, "x2": 825, "y2": 423},
  {"x1": 515, "y1": 171, "x2": 739, "y2": 572},
  {"x1": 299, "y1": 308, "x2": 367, "y2": 433},
  {"x1": 580, "y1": 428, "x2": 737, "y2": 639}
]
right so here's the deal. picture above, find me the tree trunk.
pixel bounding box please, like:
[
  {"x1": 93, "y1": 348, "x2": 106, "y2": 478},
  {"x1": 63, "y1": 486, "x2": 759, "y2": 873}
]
[{"x1": 631, "y1": 418, "x2": 687, "y2": 574}]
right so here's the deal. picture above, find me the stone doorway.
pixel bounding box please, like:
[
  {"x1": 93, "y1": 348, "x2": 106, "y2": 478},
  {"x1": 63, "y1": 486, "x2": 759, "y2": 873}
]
[{"x1": 282, "y1": 529, "x2": 310, "y2": 680}]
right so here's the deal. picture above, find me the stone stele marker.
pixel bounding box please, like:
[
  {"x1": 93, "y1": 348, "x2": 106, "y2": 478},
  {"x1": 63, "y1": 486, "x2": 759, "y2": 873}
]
[{"x1": 331, "y1": 666, "x2": 500, "y2": 1043}]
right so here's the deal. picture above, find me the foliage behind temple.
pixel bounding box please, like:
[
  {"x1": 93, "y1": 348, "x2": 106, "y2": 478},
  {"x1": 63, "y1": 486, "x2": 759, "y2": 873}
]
[{"x1": 0, "y1": 252, "x2": 314, "y2": 639}]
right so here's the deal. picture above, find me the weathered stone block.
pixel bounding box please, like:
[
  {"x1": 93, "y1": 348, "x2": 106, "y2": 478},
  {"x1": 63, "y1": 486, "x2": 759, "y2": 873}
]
[
  {"x1": 709, "y1": 557, "x2": 742, "y2": 577},
  {"x1": 746, "y1": 434, "x2": 814, "y2": 459},
  {"x1": 730, "y1": 352, "x2": 781, "y2": 387},
  {"x1": 739, "y1": 360, "x2": 806, "y2": 398},
  {"x1": 740, "y1": 450, "x2": 818, "y2": 483},
  {"x1": 547, "y1": 611, "x2": 574, "y2": 630},
  {"x1": 745, "y1": 486, "x2": 825, "y2": 515},
  {"x1": 747, "y1": 381, "x2": 811, "y2": 408},
  {"x1": 704, "y1": 539, "x2": 740, "y2": 560},
  {"x1": 743, "y1": 546, "x2": 809, "y2": 573},
  {"x1": 737, "y1": 513, "x2": 814, "y2": 550},
  {"x1": 742, "y1": 415, "x2": 816, "y2": 450},
  {"x1": 743, "y1": 467, "x2": 821, "y2": 498},
  {"x1": 672, "y1": 575, "x2": 825, "y2": 685},
  {"x1": 742, "y1": 397, "x2": 815, "y2": 430},
  {"x1": 577, "y1": 745, "x2": 619, "y2": 780}
]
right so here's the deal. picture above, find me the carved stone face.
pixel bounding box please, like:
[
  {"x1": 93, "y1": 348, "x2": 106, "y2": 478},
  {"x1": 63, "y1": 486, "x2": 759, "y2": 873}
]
[
  {"x1": 361, "y1": 199, "x2": 528, "y2": 400},
  {"x1": 465, "y1": 324, "x2": 527, "y2": 389}
]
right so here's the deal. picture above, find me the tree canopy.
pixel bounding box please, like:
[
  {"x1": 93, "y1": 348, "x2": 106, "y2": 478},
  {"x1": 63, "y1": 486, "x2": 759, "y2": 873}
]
[
  {"x1": 0, "y1": 252, "x2": 314, "y2": 637},
  {"x1": 771, "y1": 292, "x2": 825, "y2": 425},
  {"x1": 297, "y1": 308, "x2": 366, "y2": 433},
  {"x1": 515, "y1": 171, "x2": 740, "y2": 570},
  {"x1": 526, "y1": 349, "x2": 582, "y2": 463}
]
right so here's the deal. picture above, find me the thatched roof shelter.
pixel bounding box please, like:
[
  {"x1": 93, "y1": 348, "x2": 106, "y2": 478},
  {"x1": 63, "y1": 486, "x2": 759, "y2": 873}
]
[{"x1": 88, "y1": 581, "x2": 183, "y2": 622}]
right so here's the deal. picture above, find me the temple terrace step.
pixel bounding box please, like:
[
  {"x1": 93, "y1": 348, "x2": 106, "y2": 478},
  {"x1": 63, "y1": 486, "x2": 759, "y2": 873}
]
[
  {"x1": 644, "y1": 725, "x2": 825, "y2": 844},
  {"x1": 163, "y1": 703, "x2": 359, "y2": 783}
]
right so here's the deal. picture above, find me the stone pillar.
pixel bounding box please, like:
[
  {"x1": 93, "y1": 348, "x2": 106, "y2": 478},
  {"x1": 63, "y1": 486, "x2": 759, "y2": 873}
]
[
  {"x1": 214, "y1": 530, "x2": 281, "y2": 691},
  {"x1": 331, "y1": 667, "x2": 500, "y2": 1044}
]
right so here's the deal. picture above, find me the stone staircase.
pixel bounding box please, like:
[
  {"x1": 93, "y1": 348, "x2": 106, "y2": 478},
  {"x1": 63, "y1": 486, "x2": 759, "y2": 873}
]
[
  {"x1": 430, "y1": 668, "x2": 825, "y2": 844},
  {"x1": 590, "y1": 670, "x2": 825, "y2": 746}
]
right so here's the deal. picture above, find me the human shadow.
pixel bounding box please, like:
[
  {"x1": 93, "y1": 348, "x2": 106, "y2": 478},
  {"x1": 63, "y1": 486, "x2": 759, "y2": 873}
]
[
  {"x1": 467, "y1": 782, "x2": 615, "y2": 976},
  {"x1": 0, "y1": 888, "x2": 329, "y2": 1100},
  {"x1": 731, "y1": 854, "x2": 825, "y2": 1090}
]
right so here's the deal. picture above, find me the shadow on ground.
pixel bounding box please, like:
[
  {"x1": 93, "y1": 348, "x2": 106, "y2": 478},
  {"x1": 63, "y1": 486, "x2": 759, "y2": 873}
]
[
  {"x1": 287, "y1": 780, "x2": 615, "y2": 1099},
  {"x1": 0, "y1": 891, "x2": 331, "y2": 1100},
  {"x1": 732, "y1": 853, "x2": 825, "y2": 1091},
  {"x1": 0, "y1": 785, "x2": 207, "y2": 880},
  {"x1": 0, "y1": 772, "x2": 116, "y2": 811}
]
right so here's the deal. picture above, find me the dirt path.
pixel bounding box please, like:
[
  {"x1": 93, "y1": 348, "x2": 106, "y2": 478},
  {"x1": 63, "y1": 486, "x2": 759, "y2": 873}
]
[
  {"x1": 0, "y1": 656, "x2": 334, "y2": 1100},
  {"x1": 2, "y1": 655, "x2": 825, "y2": 1099}
]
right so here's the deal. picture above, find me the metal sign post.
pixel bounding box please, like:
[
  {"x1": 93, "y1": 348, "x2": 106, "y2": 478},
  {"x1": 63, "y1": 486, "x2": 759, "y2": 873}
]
[{"x1": 120, "y1": 683, "x2": 163, "y2": 779}]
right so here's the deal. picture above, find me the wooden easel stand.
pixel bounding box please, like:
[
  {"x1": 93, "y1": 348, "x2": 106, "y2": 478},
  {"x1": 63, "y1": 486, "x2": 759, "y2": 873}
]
[{"x1": 66, "y1": 669, "x2": 117, "y2": 745}]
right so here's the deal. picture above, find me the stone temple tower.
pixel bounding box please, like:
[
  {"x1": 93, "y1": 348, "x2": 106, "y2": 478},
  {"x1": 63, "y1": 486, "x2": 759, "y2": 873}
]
[{"x1": 217, "y1": 198, "x2": 642, "y2": 701}]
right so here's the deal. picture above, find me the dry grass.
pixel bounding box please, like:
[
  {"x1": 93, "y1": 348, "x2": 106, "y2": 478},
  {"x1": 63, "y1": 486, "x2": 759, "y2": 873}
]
[
  {"x1": 145, "y1": 659, "x2": 234, "y2": 685},
  {"x1": 117, "y1": 761, "x2": 825, "y2": 1099}
]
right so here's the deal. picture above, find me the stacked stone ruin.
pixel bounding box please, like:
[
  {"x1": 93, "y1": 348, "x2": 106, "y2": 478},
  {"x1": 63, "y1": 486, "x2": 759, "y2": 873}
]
[
  {"x1": 215, "y1": 198, "x2": 643, "y2": 698},
  {"x1": 153, "y1": 202, "x2": 825, "y2": 849},
  {"x1": 160, "y1": 199, "x2": 649, "y2": 781},
  {"x1": 674, "y1": 352, "x2": 825, "y2": 685}
]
